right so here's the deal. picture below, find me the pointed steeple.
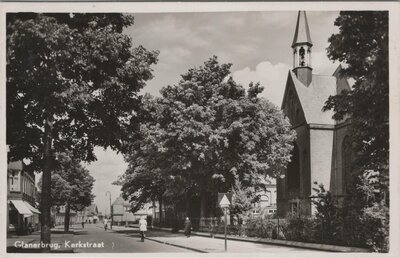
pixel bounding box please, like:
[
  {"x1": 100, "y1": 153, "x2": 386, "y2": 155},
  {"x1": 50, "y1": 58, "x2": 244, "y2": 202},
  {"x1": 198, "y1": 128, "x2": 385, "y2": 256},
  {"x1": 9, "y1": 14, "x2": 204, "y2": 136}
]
[
  {"x1": 292, "y1": 11, "x2": 312, "y2": 48},
  {"x1": 292, "y1": 11, "x2": 313, "y2": 86}
]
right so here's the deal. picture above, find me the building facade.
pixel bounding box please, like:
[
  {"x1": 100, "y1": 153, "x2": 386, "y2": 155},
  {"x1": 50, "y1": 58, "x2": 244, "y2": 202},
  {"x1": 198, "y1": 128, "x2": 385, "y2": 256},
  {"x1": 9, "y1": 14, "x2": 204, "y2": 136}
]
[
  {"x1": 277, "y1": 11, "x2": 353, "y2": 216},
  {"x1": 7, "y1": 160, "x2": 41, "y2": 234},
  {"x1": 252, "y1": 178, "x2": 277, "y2": 216},
  {"x1": 112, "y1": 196, "x2": 153, "y2": 225},
  {"x1": 51, "y1": 204, "x2": 99, "y2": 226}
]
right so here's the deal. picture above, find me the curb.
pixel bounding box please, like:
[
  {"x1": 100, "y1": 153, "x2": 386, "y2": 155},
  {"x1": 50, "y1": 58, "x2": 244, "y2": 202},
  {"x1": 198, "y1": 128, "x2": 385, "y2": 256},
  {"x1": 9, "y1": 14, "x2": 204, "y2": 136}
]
[
  {"x1": 144, "y1": 237, "x2": 208, "y2": 253},
  {"x1": 151, "y1": 226, "x2": 370, "y2": 253},
  {"x1": 100, "y1": 225, "x2": 206, "y2": 253}
]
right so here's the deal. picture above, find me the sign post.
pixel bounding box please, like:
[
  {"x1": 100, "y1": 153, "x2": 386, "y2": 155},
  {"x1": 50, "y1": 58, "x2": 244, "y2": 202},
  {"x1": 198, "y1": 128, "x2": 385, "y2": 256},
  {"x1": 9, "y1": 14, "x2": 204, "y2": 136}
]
[
  {"x1": 224, "y1": 207, "x2": 227, "y2": 251},
  {"x1": 218, "y1": 193, "x2": 231, "y2": 252}
]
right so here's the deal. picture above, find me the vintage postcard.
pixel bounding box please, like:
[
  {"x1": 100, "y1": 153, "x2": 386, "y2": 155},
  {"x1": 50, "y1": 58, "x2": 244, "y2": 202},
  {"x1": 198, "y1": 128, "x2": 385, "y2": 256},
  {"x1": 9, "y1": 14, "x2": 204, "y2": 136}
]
[{"x1": 1, "y1": 2, "x2": 399, "y2": 257}]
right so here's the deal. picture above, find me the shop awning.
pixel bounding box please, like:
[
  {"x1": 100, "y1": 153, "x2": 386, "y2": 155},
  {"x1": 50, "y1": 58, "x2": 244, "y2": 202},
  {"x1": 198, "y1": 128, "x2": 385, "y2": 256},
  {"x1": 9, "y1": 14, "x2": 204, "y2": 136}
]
[
  {"x1": 10, "y1": 200, "x2": 33, "y2": 215},
  {"x1": 24, "y1": 202, "x2": 41, "y2": 214}
]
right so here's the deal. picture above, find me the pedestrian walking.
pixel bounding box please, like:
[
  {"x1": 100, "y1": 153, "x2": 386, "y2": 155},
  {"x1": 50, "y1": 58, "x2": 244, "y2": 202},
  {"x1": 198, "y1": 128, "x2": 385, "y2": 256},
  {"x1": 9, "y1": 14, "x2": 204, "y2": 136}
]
[
  {"x1": 139, "y1": 216, "x2": 147, "y2": 242},
  {"x1": 81, "y1": 221, "x2": 85, "y2": 229},
  {"x1": 104, "y1": 218, "x2": 108, "y2": 231},
  {"x1": 184, "y1": 217, "x2": 192, "y2": 237}
]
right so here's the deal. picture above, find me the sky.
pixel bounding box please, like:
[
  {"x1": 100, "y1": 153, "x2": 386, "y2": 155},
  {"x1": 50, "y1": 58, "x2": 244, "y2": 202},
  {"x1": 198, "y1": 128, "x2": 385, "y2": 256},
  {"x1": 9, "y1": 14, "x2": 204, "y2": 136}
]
[{"x1": 87, "y1": 11, "x2": 341, "y2": 215}]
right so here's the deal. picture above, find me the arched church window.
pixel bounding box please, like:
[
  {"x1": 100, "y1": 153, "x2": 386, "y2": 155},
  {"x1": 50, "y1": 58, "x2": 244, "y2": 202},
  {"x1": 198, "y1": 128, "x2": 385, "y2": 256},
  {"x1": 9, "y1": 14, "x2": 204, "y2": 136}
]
[
  {"x1": 299, "y1": 47, "x2": 305, "y2": 66},
  {"x1": 288, "y1": 143, "x2": 300, "y2": 190},
  {"x1": 260, "y1": 195, "x2": 270, "y2": 208},
  {"x1": 302, "y1": 150, "x2": 308, "y2": 195},
  {"x1": 296, "y1": 107, "x2": 300, "y2": 123},
  {"x1": 342, "y1": 136, "x2": 353, "y2": 194}
]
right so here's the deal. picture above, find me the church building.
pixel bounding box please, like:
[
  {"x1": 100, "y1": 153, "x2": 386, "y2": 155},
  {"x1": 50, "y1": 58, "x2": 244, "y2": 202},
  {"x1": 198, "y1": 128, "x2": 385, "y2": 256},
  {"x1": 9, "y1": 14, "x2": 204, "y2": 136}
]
[{"x1": 277, "y1": 11, "x2": 353, "y2": 216}]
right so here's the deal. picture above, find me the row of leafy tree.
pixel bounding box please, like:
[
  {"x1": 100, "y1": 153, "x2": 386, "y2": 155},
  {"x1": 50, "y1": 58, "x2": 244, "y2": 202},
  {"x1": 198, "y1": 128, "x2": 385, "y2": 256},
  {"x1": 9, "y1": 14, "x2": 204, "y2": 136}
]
[
  {"x1": 37, "y1": 153, "x2": 95, "y2": 232},
  {"x1": 114, "y1": 56, "x2": 296, "y2": 222},
  {"x1": 7, "y1": 13, "x2": 159, "y2": 248},
  {"x1": 317, "y1": 11, "x2": 389, "y2": 252}
]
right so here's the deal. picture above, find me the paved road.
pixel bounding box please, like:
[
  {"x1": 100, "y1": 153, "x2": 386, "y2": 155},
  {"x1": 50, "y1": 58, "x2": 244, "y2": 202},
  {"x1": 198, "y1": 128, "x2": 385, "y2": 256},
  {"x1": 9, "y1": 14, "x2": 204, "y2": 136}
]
[
  {"x1": 8, "y1": 224, "x2": 330, "y2": 253},
  {"x1": 69, "y1": 224, "x2": 192, "y2": 253}
]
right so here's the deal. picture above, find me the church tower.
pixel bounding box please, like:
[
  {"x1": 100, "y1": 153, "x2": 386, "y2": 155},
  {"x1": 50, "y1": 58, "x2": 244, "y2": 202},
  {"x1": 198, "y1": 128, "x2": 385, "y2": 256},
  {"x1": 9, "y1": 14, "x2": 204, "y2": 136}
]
[
  {"x1": 278, "y1": 10, "x2": 353, "y2": 217},
  {"x1": 292, "y1": 11, "x2": 313, "y2": 86}
]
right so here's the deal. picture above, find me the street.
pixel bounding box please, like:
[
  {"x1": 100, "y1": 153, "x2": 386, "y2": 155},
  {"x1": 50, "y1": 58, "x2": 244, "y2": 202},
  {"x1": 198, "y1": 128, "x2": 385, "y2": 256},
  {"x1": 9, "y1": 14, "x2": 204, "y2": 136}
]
[
  {"x1": 70, "y1": 224, "x2": 192, "y2": 253},
  {"x1": 8, "y1": 224, "x2": 192, "y2": 253},
  {"x1": 7, "y1": 223, "x2": 329, "y2": 253}
]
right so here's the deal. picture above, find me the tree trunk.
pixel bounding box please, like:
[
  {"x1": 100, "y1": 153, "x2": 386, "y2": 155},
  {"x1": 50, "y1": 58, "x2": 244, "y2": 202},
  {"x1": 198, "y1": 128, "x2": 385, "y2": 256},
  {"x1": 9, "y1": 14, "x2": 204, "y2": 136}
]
[
  {"x1": 185, "y1": 192, "x2": 190, "y2": 217},
  {"x1": 64, "y1": 203, "x2": 70, "y2": 232},
  {"x1": 200, "y1": 185, "x2": 206, "y2": 218},
  {"x1": 40, "y1": 115, "x2": 52, "y2": 251},
  {"x1": 158, "y1": 195, "x2": 163, "y2": 224}
]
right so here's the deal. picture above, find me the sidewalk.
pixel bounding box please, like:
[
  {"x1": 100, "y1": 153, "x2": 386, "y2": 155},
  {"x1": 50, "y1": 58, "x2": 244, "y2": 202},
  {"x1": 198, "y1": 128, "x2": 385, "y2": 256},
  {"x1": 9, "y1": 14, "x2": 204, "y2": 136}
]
[
  {"x1": 106, "y1": 226, "x2": 325, "y2": 253},
  {"x1": 140, "y1": 226, "x2": 370, "y2": 253}
]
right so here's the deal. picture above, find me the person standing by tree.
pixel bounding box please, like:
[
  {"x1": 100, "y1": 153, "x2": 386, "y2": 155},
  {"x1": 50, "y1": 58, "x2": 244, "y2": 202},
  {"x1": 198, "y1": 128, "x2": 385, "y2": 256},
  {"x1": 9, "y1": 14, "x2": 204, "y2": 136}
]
[
  {"x1": 104, "y1": 218, "x2": 108, "y2": 231},
  {"x1": 139, "y1": 216, "x2": 147, "y2": 242},
  {"x1": 184, "y1": 217, "x2": 192, "y2": 237}
]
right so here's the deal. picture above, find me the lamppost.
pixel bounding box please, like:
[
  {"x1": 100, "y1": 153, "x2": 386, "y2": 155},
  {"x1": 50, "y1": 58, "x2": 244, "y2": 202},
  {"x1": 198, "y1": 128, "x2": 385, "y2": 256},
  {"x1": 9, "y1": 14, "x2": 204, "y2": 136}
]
[{"x1": 106, "y1": 191, "x2": 113, "y2": 229}]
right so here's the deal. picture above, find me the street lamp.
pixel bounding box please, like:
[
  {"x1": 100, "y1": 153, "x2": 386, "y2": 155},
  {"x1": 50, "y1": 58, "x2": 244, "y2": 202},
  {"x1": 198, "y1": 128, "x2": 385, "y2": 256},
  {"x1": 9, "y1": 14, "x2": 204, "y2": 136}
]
[{"x1": 106, "y1": 191, "x2": 113, "y2": 229}]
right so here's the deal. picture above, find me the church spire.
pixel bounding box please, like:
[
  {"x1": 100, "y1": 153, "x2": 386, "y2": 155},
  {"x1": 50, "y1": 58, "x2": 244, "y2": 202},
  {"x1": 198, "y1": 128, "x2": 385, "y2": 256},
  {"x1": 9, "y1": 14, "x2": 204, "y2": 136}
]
[
  {"x1": 292, "y1": 11, "x2": 312, "y2": 48},
  {"x1": 292, "y1": 11, "x2": 313, "y2": 86}
]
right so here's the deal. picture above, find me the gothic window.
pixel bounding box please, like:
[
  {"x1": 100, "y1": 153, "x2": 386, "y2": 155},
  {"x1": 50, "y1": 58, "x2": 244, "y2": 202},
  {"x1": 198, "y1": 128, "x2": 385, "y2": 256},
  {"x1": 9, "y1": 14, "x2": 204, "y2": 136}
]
[
  {"x1": 299, "y1": 47, "x2": 305, "y2": 66},
  {"x1": 302, "y1": 150, "x2": 308, "y2": 194},
  {"x1": 287, "y1": 143, "x2": 300, "y2": 190},
  {"x1": 296, "y1": 107, "x2": 300, "y2": 123},
  {"x1": 260, "y1": 195, "x2": 270, "y2": 207},
  {"x1": 342, "y1": 136, "x2": 353, "y2": 193}
]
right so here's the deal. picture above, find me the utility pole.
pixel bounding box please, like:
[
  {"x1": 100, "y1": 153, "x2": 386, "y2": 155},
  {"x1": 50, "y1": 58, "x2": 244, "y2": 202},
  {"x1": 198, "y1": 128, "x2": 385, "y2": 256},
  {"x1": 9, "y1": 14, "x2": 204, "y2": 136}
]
[{"x1": 106, "y1": 191, "x2": 113, "y2": 229}]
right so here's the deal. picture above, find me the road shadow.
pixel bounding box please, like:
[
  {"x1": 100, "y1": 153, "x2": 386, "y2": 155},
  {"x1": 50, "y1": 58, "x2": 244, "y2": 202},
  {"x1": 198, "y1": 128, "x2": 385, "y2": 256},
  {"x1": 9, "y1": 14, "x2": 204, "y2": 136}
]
[
  {"x1": 51, "y1": 231, "x2": 74, "y2": 234},
  {"x1": 7, "y1": 247, "x2": 74, "y2": 253},
  {"x1": 112, "y1": 230, "x2": 139, "y2": 234},
  {"x1": 73, "y1": 231, "x2": 88, "y2": 236}
]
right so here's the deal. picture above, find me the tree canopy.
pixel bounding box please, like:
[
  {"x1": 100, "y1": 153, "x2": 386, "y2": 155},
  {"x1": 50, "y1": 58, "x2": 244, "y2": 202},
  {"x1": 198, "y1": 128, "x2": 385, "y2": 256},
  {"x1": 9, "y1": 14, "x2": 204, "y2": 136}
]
[
  {"x1": 321, "y1": 11, "x2": 389, "y2": 252},
  {"x1": 7, "y1": 13, "x2": 158, "y2": 245},
  {"x1": 324, "y1": 11, "x2": 388, "y2": 177},
  {"x1": 7, "y1": 13, "x2": 159, "y2": 168},
  {"x1": 50, "y1": 153, "x2": 95, "y2": 210},
  {"x1": 117, "y1": 56, "x2": 296, "y2": 214}
]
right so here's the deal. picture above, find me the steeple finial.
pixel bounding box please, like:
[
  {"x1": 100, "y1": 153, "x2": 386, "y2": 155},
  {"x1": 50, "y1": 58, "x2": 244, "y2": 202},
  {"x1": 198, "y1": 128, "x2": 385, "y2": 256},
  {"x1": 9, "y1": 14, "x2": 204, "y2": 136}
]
[
  {"x1": 292, "y1": 11, "x2": 312, "y2": 48},
  {"x1": 292, "y1": 11, "x2": 313, "y2": 86}
]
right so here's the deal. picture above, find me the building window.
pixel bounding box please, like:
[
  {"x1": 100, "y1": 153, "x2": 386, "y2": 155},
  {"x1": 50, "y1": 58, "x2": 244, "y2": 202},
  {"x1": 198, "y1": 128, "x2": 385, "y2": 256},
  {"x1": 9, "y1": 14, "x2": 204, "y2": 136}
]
[
  {"x1": 296, "y1": 107, "x2": 300, "y2": 122},
  {"x1": 299, "y1": 47, "x2": 305, "y2": 66},
  {"x1": 287, "y1": 143, "x2": 300, "y2": 190},
  {"x1": 303, "y1": 150, "x2": 308, "y2": 195},
  {"x1": 260, "y1": 195, "x2": 270, "y2": 208},
  {"x1": 290, "y1": 202, "x2": 298, "y2": 214},
  {"x1": 8, "y1": 171, "x2": 20, "y2": 192},
  {"x1": 342, "y1": 136, "x2": 353, "y2": 194}
]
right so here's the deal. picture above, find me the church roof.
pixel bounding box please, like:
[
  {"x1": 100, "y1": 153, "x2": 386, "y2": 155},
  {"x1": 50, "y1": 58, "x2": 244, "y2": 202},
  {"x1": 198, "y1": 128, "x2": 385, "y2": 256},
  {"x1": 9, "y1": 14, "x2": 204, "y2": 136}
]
[
  {"x1": 112, "y1": 196, "x2": 131, "y2": 206},
  {"x1": 286, "y1": 70, "x2": 337, "y2": 125},
  {"x1": 292, "y1": 11, "x2": 312, "y2": 47}
]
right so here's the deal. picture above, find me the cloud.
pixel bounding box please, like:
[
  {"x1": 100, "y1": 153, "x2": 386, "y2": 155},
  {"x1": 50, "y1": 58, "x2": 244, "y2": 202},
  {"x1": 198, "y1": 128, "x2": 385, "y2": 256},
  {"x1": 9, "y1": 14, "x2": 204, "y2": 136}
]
[
  {"x1": 232, "y1": 48, "x2": 339, "y2": 108},
  {"x1": 84, "y1": 147, "x2": 128, "y2": 216},
  {"x1": 312, "y1": 48, "x2": 339, "y2": 75},
  {"x1": 233, "y1": 61, "x2": 291, "y2": 107}
]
